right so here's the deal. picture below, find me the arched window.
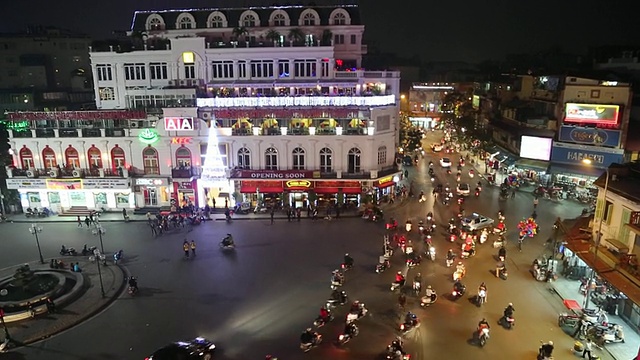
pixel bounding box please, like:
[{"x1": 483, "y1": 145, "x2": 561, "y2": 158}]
[
  {"x1": 332, "y1": 12, "x2": 346, "y2": 25},
  {"x1": 299, "y1": 9, "x2": 319, "y2": 26},
  {"x1": 65, "y1": 146, "x2": 80, "y2": 168},
  {"x1": 146, "y1": 14, "x2": 165, "y2": 31},
  {"x1": 87, "y1": 146, "x2": 103, "y2": 168},
  {"x1": 347, "y1": 147, "x2": 361, "y2": 173},
  {"x1": 265, "y1": 147, "x2": 278, "y2": 170},
  {"x1": 237, "y1": 147, "x2": 251, "y2": 169},
  {"x1": 292, "y1": 147, "x2": 305, "y2": 170},
  {"x1": 240, "y1": 10, "x2": 260, "y2": 27},
  {"x1": 143, "y1": 146, "x2": 160, "y2": 175},
  {"x1": 42, "y1": 146, "x2": 57, "y2": 169},
  {"x1": 176, "y1": 13, "x2": 195, "y2": 29},
  {"x1": 319, "y1": 147, "x2": 332, "y2": 173},
  {"x1": 207, "y1": 11, "x2": 227, "y2": 28},
  {"x1": 19, "y1": 146, "x2": 34, "y2": 169},
  {"x1": 269, "y1": 10, "x2": 289, "y2": 26},
  {"x1": 377, "y1": 146, "x2": 387, "y2": 165},
  {"x1": 175, "y1": 146, "x2": 192, "y2": 167},
  {"x1": 243, "y1": 14, "x2": 256, "y2": 27},
  {"x1": 111, "y1": 146, "x2": 126, "y2": 170}
]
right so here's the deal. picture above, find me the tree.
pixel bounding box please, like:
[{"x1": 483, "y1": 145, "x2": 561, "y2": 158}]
[
  {"x1": 265, "y1": 29, "x2": 281, "y2": 45},
  {"x1": 398, "y1": 116, "x2": 423, "y2": 153},
  {"x1": 232, "y1": 26, "x2": 249, "y2": 41},
  {"x1": 0, "y1": 119, "x2": 12, "y2": 214},
  {"x1": 321, "y1": 29, "x2": 333, "y2": 45},
  {"x1": 287, "y1": 28, "x2": 305, "y2": 44}
]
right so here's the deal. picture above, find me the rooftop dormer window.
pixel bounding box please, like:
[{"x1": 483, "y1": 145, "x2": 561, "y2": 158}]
[
  {"x1": 333, "y1": 13, "x2": 346, "y2": 25},
  {"x1": 273, "y1": 13, "x2": 286, "y2": 26},
  {"x1": 176, "y1": 13, "x2": 196, "y2": 30},
  {"x1": 303, "y1": 12, "x2": 316, "y2": 26},
  {"x1": 179, "y1": 17, "x2": 193, "y2": 29},
  {"x1": 243, "y1": 14, "x2": 256, "y2": 27}
]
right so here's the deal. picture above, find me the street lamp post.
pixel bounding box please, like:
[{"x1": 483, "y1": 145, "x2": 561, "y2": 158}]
[
  {"x1": 28, "y1": 224, "x2": 44, "y2": 264},
  {"x1": 583, "y1": 160, "x2": 609, "y2": 309},
  {"x1": 93, "y1": 225, "x2": 106, "y2": 254},
  {"x1": 95, "y1": 253, "x2": 106, "y2": 298}
]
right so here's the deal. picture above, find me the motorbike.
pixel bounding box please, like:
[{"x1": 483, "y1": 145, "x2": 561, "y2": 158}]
[
  {"x1": 469, "y1": 170, "x2": 475, "y2": 178},
  {"x1": 451, "y1": 284, "x2": 466, "y2": 300},
  {"x1": 386, "y1": 220, "x2": 398, "y2": 230},
  {"x1": 594, "y1": 324, "x2": 625, "y2": 344},
  {"x1": 386, "y1": 344, "x2": 411, "y2": 360},
  {"x1": 479, "y1": 230, "x2": 488, "y2": 244},
  {"x1": 406, "y1": 256, "x2": 421, "y2": 268},
  {"x1": 476, "y1": 289, "x2": 487, "y2": 306},
  {"x1": 60, "y1": 245, "x2": 77, "y2": 256},
  {"x1": 113, "y1": 249, "x2": 123, "y2": 264},
  {"x1": 376, "y1": 257, "x2": 391, "y2": 273},
  {"x1": 497, "y1": 267, "x2": 508, "y2": 280},
  {"x1": 499, "y1": 315, "x2": 515, "y2": 329},
  {"x1": 391, "y1": 280, "x2": 405, "y2": 292},
  {"x1": 420, "y1": 293, "x2": 437, "y2": 307},
  {"x1": 412, "y1": 281, "x2": 421, "y2": 295},
  {"x1": 427, "y1": 246, "x2": 436, "y2": 261},
  {"x1": 405, "y1": 221, "x2": 412, "y2": 232},
  {"x1": 493, "y1": 237, "x2": 506, "y2": 248},
  {"x1": 446, "y1": 256, "x2": 455, "y2": 268},
  {"x1": 453, "y1": 268, "x2": 465, "y2": 281},
  {"x1": 346, "y1": 304, "x2": 368, "y2": 322},
  {"x1": 81, "y1": 244, "x2": 97, "y2": 256},
  {"x1": 300, "y1": 334, "x2": 322, "y2": 352},
  {"x1": 326, "y1": 291, "x2": 348, "y2": 308},
  {"x1": 330, "y1": 277, "x2": 344, "y2": 290},
  {"x1": 337, "y1": 323, "x2": 359, "y2": 345},
  {"x1": 313, "y1": 312, "x2": 334, "y2": 328},
  {"x1": 400, "y1": 314, "x2": 420, "y2": 333},
  {"x1": 474, "y1": 190, "x2": 480, "y2": 197},
  {"x1": 219, "y1": 238, "x2": 235, "y2": 250},
  {"x1": 418, "y1": 221, "x2": 425, "y2": 232},
  {"x1": 478, "y1": 326, "x2": 490, "y2": 347},
  {"x1": 449, "y1": 233, "x2": 457, "y2": 243}
]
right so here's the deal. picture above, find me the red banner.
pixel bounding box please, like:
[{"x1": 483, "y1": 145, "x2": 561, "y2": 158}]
[
  {"x1": 315, "y1": 187, "x2": 361, "y2": 194},
  {"x1": 315, "y1": 181, "x2": 361, "y2": 188},
  {"x1": 240, "y1": 181, "x2": 283, "y2": 193},
  {"x1": 230, "y1": 169, "x2": 319, "y2": 179},
  {"x1": 213, "y1": 108, "x2": 359, "y2": 119},
  {"x1": 7, "y1": 110, "x2": 147, "y2": 121}
]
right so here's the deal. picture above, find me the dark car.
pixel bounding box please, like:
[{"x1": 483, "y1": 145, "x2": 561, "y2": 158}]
[{"x1": 146, "y1": 337, "x2": 216, "y2": 360}]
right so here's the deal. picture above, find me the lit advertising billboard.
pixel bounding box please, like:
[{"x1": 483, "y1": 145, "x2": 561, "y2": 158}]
[
  {"x1": 472, "y1": 95, "x2": 480, "y2": 109},
  {"x1": 550, "y1": 142, "x2": 624, "y2": 168},
  {"x1": 558, "y1": 126, "x2": 621, "y2": 148},
  {"x1": 563, "y1": 103, "x2": 620, "y2": 126},
  {"x1": 519, "y1": 136, "x2": 553, "y2": 161},
  {"x1": 164, "y1": 117, "x2": 195, "y2": 131}
]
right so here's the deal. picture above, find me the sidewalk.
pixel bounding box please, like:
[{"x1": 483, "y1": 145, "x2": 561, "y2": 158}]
[
  {"x1": 551, "y1": 275, "x2": 640, "y2": 360},
  {"x1": 1, "y1": 258, "x2": 125, "y2": 347}
]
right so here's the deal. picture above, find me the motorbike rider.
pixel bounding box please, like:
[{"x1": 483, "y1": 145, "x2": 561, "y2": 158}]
[
  {"x1": 343, "y1": 321, "x2": 358, "y2": 337},
  {"x1": 405, "y1": 240, "x2": 414, "y2": 254},
  {"x1": 498, "y1": 246, "x2": 506, "y2": 260},
  {"x1": 446, "y1": 249, "x2": 455, "y2": 261},
  {"x1": 456, "y1": 262, "x2": 466, "y2": 277},
  {"x1": 389, "y1": 337, "x2": 406, "y2": 355},
  {"x1": 128, "y1": 276, "x2": 138, "y2": 291},
  {"x1": 330, "y1": 289, "x2": 347, "y2": 304},
  {"x1": 413, "y1": 272, "x2": 422, "y2": 291},
  {"x1": 319, "y1": 306, "x2": 330, "y2": 322},
  {"x1": 222, "y1": 234, "x2": 234, "y2": 246},
  {"x1": 539, "y1": 341, "x2": 554, "y2": 358},
  {"x1": 343, "y1": 253, "x2": 354, "y2": 268},
  {"x1": 453, "y1": 279, "x2": 465, "y2": 294},
  {"x1": 478, "y1": 318, "x2": 490, "y2": 332},
  {"x1": 332, "y1": 270, "x2": 344, "y2": 285},
  {"x1": 300, "y1": 328, "x2": 317, "y2": 345},
  {"x1": 503, "y1": 303, "x2": 515, "y2": 319},
  {"x1": 404, "y1": 311, "x2": 418, "y2": 326},
  {"x1": 425, "y1": 285, "x2": 436, "y2": 300},
  {"x1": 395, "y1": 271, "x2": 406, "y2": 286}
]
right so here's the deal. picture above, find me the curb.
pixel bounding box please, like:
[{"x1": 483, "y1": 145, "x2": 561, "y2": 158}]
[
  {"x1": 9, "y1": 263, "x2": 127, "y2": 348},
  {"x1": 6, "y1": 214, "x2": 363, "y2": 223}
]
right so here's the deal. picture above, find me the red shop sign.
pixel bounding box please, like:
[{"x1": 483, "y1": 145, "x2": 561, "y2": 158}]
[
  {"x1": 230, "y1": 169, "x2": 319, "y2": 179},
  {"x1": 240, "y1": 180, "x2": 284, "y2": 193}
]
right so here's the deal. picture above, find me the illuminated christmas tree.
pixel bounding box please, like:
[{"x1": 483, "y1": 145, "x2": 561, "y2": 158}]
[{"x1": 200, "y1": 120, "x2": 227, "y2": 187}]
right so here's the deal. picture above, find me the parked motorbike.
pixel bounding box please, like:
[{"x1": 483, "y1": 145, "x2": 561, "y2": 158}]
[{"x1": 81, "y1": 244, "x2": 97, "y2": 256}]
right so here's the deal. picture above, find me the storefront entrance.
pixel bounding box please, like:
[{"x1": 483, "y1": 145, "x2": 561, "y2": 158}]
[
  {"x1": 69, "y1": 191, "x2": 86, "y2": 207},
  {"x1": 144, "y1": 188, "x2": 158, "y2": 206}
]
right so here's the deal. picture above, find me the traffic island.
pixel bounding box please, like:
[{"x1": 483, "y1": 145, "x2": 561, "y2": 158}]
[{"x1": 0, "y1": 257, "x2": 125, "y2": 347}]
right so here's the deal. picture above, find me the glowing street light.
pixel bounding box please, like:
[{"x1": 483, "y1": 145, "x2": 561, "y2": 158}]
[{"x1": 28, "y1": 224, "x2": 45, "y2": 264}]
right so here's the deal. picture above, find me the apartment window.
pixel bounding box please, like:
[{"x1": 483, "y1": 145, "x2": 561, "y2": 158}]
[
  {"x1": 179, "y1": 17, "x2": 194, "y2": 29},
  {"x1": 243, "y1": 14, "x2": 257, "y2": 27},
  {"x1": 292, "y1": 147, "x2": 305, "y2": 170},
  {"x1": 350, "y1": 34, "x2": 357, "y2": 44},
  {"x1": 302, "y1": 12, "x2": 316, "y2": 26},
  {"x1": 334, "y1": 34, "x2": 344, "y2": 45},
  {"x1": 333, "y1": 13, "x2": 347, "y2": 25},
  {"x1": 238, "y1": 61, "x2": 247, "y2": 78},
  {"x1": 278, "y1": 60, "x2": 290, "y2": 78},
  {"x1": 149, "y1": 62, "x2": 168, "y2": 80},
  {"x1": 210, "y1": 15, "x2": 224, "y2": 28},
  {"x1": 250, "y1": 60, "x2": 274, "y2": 78},
  {"x1": 96, "y1": 64, "x2": 113, "y2": 81},
  {"x1": 377, "y1": 146, "x2": 387, "y2": 165},
  {"x1": 265, "y1": 147, "x2": 278, "y2": 170},
  {"x1": 184, "y1": 64, "x2": 195, "y2": 79},
  {"x1": 294, "y1": 59, "x2": 316, "y2": 78},
  {"x1": 321, "y1": 59, "x2": 329, "y2": 77},
  {"x1": 99, "y1": 87, "x2": 115, "y2": 101},
  {"x1": 212, "y1": 61, "x2": 234, "y2": 79},
  {"x1": 347, "y1": 147, "x2": 361, "y2": 173},
  {"x1": 319, "y1": 147, "x2": 332, "y2": 173},
  {"x1": 237, "y1": 147, "x2": 251, "y2": 169},
  {"x1": 124, "y1": 63, "x2": 146, "y2": 80}
]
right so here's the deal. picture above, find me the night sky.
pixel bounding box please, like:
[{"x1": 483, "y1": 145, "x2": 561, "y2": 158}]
[{"x1": 0, "y1": 0, "x2": 636, "y2": 62}]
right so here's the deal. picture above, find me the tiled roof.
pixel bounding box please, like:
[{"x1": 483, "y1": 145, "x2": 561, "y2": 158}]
[
  {"x1": 593, "y1": 163, "x2": 640, "y2": 203},
  {"x1": 131, "y1": 1, "x2": 361, "y2": 31}
]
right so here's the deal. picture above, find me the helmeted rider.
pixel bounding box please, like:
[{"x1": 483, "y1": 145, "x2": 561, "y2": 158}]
[
  {"x1": 539, "y1": 341, "x2": 554, "y2": 358},
  {"x1": 344, "y1": 321, "x2": 357, "y2": 337},
  {"x1": 454, "y1": 279, "x2": 465, "y2": 293},
  {"x1": 319, "y1": 306, "x2": 330, "y2": 321},
  {"x1": 390, "y1": 337, "x2": 405, "y2": 355},
  {"x1": 425, "y1": 285, "x2": 436, "y2": 300},
  {"x1": 128, "y1": 276, "x2": 138, "y2": 291},
  {"x1": 447, "y1": 249, "x2": 455, "y2": 260},
  {"x1": 344, "y1": 253, "x2": 354, "y2": 268},
  {"x1": 300, "y1": 328, "x2": 317, "y2": 345},
  {"x1": 332, "y1": 270, "x2": 344, "y2": 284},
  {"x1": 456, "y1": 262, "x2": 466, "y2": 277},
  {"x1": 395, "y1": 271, "x2": 405, "y2": 285},
  {"x1": 504, "y1": 303, "x2": 515, "y2": 318},
  {"x1": 404, "y1": 311, "x2": 418, "y2": 326},
  {"x1": 222, "y1": 234, "x2": 234, "y2": 246}
]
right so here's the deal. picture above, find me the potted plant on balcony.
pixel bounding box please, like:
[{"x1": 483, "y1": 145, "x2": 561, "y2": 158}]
[
  {"x1": 265, "y1": 29, "x2": 281, "y2": 47},
  {"x1": 321, "y1": 29, "x2": 333, "y2": 46},
  {"x1": 232, "y1": 26, "x2": 249, "y2": 47},
  {"x1": 287, "y1": 28, "x2": 305, "y2": 46}
]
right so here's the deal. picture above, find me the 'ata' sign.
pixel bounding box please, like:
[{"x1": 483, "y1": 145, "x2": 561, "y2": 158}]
[{"x1": 164, "y1": 117, "x2": 194, "y2": 131}]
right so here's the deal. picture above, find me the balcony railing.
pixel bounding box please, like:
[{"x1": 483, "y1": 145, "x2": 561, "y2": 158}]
[
  {"x1": 8, "y1": 167, "x2": 125, "y2": 178},
  {"x1": 172, "y1": 166, "x2": 202, "y2": 178}
]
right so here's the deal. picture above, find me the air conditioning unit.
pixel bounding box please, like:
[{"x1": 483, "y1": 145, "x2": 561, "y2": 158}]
[
  {"x1": 168, "y1": 80, "x2": 177, "y2": 87},
  {"x1": 130, "y1": 121, "x2": 139, "y2": 128},
  {"x1": 72, "y1": 169, "x2": 82, "y2": 178},
  {"x1": 26, "y1": 169, "x2": 35, "y2": 178},
  {"x1": 49, "y1": 168, "x2": 59, "y2": 178},
  {"x1": 179, "y1": 79, "x2": 188, "y2": 87},
  {"x1": 201, "y1": 112, "x2": 211, "y2": 120}
]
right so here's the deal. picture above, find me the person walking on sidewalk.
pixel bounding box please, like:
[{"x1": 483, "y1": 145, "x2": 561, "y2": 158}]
[
  {"x1": 190, "y1": 240, "x2": 196, "y2": 256},
  {"x1": 582, "y1": 338, "x2": 594, "y2": 359},
  {"x1": 297, "y1": 207, "x2": 302, "y2": 221},
  {"x1": 183, "y1": 240, "x2": 190, "y2": 258},
  {"x1": 77, "y1": 216, "x2": 83, "y2": 228},
  {"x1": 270, "y1": 209, "x2": 275, "y2": 225},
  {"x1": 533, "y1": 197, "x2": 539, "y2": 209},
  {"x1": 84, "y1": 216, "x2": 91, "y2": 228}
]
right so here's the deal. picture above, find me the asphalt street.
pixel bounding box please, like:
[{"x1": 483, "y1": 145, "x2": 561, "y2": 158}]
[{"x1": 0, "y1": 131, "x2": 592, "y2": 360}]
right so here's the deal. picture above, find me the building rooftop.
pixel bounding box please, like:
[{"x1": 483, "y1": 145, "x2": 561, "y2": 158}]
[
  {"x1": 0, "y1": 26, "x2": 89, "y2": 39},
  {"x1": 594, "y1": 162, "x2": 640, "y2": 203}
]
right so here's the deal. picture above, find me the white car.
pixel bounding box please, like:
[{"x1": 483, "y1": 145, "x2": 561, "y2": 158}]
[
  {"x1": 456, "y1": 183, "x2": 470, "y2": 196},
  {"x1": 431, "y1": 144, "x2": 443, "y2": 152},
  {"x1": 440, "y1": 157, "x2": 452, "y2": 168},
  {"x1": 461, "y1": 213, "x2": 495, "y2": 231}
]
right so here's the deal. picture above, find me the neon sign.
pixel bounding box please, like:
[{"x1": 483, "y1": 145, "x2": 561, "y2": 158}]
[
  {"x1": 564, "y1": 103, "x2": 620, "y2": 127},
  {"x1": 286, "y1": 180, "x2": 311, "y2": 188},
  {"x1": 138, "y1": 129, "x2": 159, "y2": 144},
  {"x1": 196, "y1": 95, "x2": 396, "y2": 108},
  {"x1": 164, "y1": 117, "x2": 194, "y2": 131},
  {"x1": 171, "y1": 137, "x2": 193, "y2": 144}
]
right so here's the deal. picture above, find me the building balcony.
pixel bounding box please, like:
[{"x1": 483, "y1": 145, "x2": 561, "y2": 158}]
[
  {"x1": 172, "y1": 166, "x2": 202, "y2": 178},
  {"x1": 7, "y1": 167, "x2": 127, "y2": 179},
  {"x1": 228, "y1": 123, "x2": 369, "y2": 136}
]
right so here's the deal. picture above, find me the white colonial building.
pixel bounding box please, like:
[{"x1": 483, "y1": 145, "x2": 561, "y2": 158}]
[{"x1": 4, "y1": 0, "x2": 401, "y2": 212}]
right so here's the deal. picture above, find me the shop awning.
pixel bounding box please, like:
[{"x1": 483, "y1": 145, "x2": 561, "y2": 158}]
[
  {"x1": 548, "y1": 163, "x2": 605, "y2": 178},
  {"x1": 514, "y1": 158, "x2": 549, "y2": 172},
  {"x1": 315, "y1": 187, "x2": 361, "y2": 194},
  {"x1": 598, "y1": 270, "x2": 640, "y2": 307}
]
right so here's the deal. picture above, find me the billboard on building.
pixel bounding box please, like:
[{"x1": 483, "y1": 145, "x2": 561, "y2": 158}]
[
  {"x1": 520, "y1": 136, "x2": 552, "y2": 161},
  {"x1": 558, "y1": 126, "x2": 621, "y2": 148},
  {"x1": 563, "y1": 103, "x2": 620, "y2": 127}
]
